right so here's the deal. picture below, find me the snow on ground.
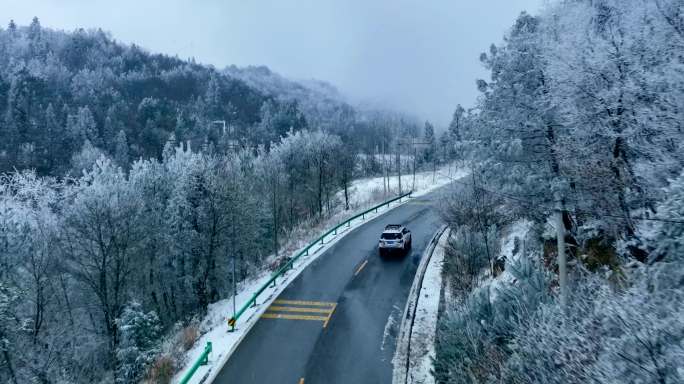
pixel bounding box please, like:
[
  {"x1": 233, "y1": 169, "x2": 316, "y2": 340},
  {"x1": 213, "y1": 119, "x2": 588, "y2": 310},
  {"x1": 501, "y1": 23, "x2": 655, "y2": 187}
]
[
  {"x1": 406, "y1": 227, "x2": 449, "y2": 384},
  {"x1": 489, "y1": 219, "x2": 534, "y2": 301},
  {"x1": 342, "y1": 163, "x2": 468, "y2": 212},
  {"x1": 392, "y1": 227, "x2": 449, "y2": 384},
  {"x1": 381, "y1": 307, "x2": 398, "y2": 352},
  {"x1": 173, "y1": 165, "x2": 468, "y2": 384}
]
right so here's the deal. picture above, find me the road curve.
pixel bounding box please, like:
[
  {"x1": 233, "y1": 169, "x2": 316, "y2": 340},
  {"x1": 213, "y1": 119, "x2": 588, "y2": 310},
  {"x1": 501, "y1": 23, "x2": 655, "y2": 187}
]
[{"x1": 212, "y1": 189, "x2": 446, "y2": 384}]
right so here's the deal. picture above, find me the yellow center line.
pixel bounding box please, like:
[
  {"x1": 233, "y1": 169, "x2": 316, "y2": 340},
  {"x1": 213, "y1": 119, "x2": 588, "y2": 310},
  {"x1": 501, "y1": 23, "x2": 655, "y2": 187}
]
[
  {"x1": 273, "y1": 299, "x2": 336, "y2": 307},
  {"x1": 323, "y1": 303, "x2": 338, "y2": 328},
  {"x1": 261, "y1": 313, "x2": 329, "y2": 322},
  {"x1": 266, "y1": 306, "x2": 333, "y2": 314},
  {"x1": 354, "y1": 259, "x2": 369, "y2": 276}
]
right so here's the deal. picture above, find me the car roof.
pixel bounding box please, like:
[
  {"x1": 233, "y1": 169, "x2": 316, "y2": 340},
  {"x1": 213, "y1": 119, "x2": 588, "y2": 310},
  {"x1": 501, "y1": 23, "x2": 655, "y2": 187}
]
[{"x1": 383, "y1": 224, "x2": 404, "y2": 233}]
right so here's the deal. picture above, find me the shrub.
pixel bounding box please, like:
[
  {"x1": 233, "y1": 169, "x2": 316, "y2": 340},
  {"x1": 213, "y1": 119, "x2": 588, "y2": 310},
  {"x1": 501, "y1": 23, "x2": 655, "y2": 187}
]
[
  {"x1": 502, "y1": 272, "x2": 684, "y2": 384},
  {"x1": 115, "y1": 302, "x2": 163, "y2": 383},
  {"x1": 145, "y1": 355, "x2": 175, "y2": 384},
  {"x1": 181, "y1": 324, "x2": 199, "y2": 352},
  {"x1": 443, "y1": 227, "x2": 491, "y2": 294},
  {"x1": 434, "y1": 253, "x2": 550, "y2": 384}
]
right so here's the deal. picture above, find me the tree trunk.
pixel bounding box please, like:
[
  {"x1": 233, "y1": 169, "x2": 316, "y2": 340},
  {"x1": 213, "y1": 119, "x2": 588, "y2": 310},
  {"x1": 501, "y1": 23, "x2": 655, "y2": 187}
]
[
  {"x1": 555, "y1": 191, "x2": 568, "y2": 307},
  {"x1": 318, "y1": 159, "x2": 324, "y2": 216},
  {"x1": 272, "y1": 180, "x2": 278, "y2": 257},
  {"x1": 343, "y1": 172, "x2": 349, "y2": 211},
  {"x1": 1, "y1": 346, "x2": 18, "y2": 384}
]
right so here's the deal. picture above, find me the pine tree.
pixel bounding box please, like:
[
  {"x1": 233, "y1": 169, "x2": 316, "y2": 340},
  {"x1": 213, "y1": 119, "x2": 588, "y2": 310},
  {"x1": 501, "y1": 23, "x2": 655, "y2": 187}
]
[
  {"x1": 103, "y1": 106, "x2": 125, "y2": 150},
  {"x1": 114, "y1": 130, "x2": 130, "y2": 169},
  {"x1": 423, "y1": 120, "x2": 436, "y2": 164},
  {"x1": 7, "y1": 20, "x2": 17, "y2": 39},
  {"x1": 43, "y1": 104, "x2": 62, "y2": 172},
  {"x1": 449, "y1": 104, "x2": 465, "y2": 140},
  {"x1": 115, "y1": 301, "x2": 162, "y2": 383},
  {"x1": 204, "y1": 74, "x2": 222, "y2": 119},
  {"x1": 28, "y1": 17, "x2": 41, "y2": 41},
  {"x1": 78, "y1": 106, "x2": 102, "y2": 147}
]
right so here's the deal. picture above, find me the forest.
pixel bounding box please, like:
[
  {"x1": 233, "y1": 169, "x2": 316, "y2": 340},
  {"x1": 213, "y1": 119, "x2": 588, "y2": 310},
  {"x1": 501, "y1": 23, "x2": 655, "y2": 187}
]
[
  {"x1": 0, "y1": 18, "x2": 421, "y2": 177},
  {"x1": 3, "y1": 0, "x2": 683, "y2": 382},
  {"x1": 0, "y1": 18, "x2": 441, "y2": 384},
  {"x1": 435, "y1": 1, "x2": 683, "y2": 383}
]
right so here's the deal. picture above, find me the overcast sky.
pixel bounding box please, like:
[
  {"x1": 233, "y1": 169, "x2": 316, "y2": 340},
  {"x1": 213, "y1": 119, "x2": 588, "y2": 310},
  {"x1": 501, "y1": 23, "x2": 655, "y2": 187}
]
[{"x1": 4, "y1": 0, "x2": 542, "y2": 126}]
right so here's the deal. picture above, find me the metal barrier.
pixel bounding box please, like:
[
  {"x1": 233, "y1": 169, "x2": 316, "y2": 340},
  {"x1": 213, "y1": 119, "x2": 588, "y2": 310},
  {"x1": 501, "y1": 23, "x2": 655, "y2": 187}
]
[
  {"x1": 179, "y1": 191, "x2": 412, "y2": 383},
  {"x1": 227, "y1": 190, "x2": 413, "y2": 330},
  {"x1": 179, "y1": 342, "x2": 212, "y2": 384}
]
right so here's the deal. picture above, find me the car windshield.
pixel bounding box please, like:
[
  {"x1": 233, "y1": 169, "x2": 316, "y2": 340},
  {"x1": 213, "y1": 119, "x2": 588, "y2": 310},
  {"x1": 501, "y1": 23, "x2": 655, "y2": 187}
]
[{"x1": 381, "y1": 232, "x2": 402, "y2": 240}]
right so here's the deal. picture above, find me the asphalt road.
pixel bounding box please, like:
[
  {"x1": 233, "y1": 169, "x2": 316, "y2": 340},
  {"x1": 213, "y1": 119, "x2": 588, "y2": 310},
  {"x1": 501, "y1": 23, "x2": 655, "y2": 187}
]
[{"x1": 213, "y1": 189, "x2": 446, "y2": 384}]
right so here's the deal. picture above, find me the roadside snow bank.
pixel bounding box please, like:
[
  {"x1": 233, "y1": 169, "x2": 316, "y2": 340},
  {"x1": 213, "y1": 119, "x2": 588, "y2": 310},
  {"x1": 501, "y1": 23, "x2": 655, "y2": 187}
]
[
  {"x1": 393, "y1": 227, "x2": 449, "y2": 384},
  {"x1": 407, "y1": 227, "x2": 449, "y2": 384}
]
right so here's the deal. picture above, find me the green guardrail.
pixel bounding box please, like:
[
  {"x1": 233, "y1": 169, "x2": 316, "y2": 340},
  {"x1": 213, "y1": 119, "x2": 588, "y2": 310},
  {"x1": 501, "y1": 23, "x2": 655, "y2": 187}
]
[
  {"x1": 227, "y1": 190, "x2": 413, "y2": 330},
  {"x1": 179, "y1": 342, "x2": 212, "y2": 384},
  {"x1": 178, "y1": 191, "x2": 412, "y2": 384}
]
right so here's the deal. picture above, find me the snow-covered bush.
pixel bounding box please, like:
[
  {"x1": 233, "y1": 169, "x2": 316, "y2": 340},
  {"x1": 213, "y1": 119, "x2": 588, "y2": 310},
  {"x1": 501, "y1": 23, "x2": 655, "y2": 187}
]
[
  {"x1": 115, "y1": 301, "x2": 163, "y2": 383},
  {"x1": 503, "y1": 271, "x2": 684, "y2": 384},
  {"x1": 434, "y1": 252, "x2": 551, "y2": 384},
  {"x1": 443, "y1": 227, "x2": 493, "y2": 294},
  {"x1": 638, "y1": 171, "x2": 684, "y2": 262}
]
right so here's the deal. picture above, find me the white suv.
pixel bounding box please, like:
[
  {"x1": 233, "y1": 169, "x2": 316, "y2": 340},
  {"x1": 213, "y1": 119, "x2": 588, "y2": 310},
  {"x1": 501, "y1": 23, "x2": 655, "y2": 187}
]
[{"x1": 378, "y1": 224, "x2": 412, "y2": 255}]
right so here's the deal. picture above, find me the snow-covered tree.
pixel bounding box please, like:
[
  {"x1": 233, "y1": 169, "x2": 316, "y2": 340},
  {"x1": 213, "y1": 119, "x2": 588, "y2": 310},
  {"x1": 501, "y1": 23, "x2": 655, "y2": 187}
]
[
  {"x1": 63, "y1": 158, "x2": 144, "y2": 360},
  {"x1": 115, "y1": 301, "x2": 162, "y2": 383},
  {"x1": 114, "y1": 130, "x2": 130, "y2": 169}
]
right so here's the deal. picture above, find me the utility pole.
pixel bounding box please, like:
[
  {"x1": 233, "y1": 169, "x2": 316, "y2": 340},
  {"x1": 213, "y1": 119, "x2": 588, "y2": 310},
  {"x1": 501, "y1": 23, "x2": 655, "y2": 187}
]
[
  {"x1": 397, "y1": 141, "x2": 402, "y2": 195},
  {"x1": 412, "y1": 139, "x2": 417, "y2": 191},
  {"x1": 382, "y1": 140, "x2": 387, "y2": 197},
  {"x1": 433, "y1": 151, "x2": 437, "y2": 184},
  {"x1": 555, "y1": 191, "x2": 567, "y2": 307},
  {"x1": 216, "y1": 119, "x2": 240, "y2": 330},
  {"x1": 397, "y1": 138, "x2": 430, "y2": 192},
  {"x1": 232, "y1": 170, "x2": 237, "y2": 327}
]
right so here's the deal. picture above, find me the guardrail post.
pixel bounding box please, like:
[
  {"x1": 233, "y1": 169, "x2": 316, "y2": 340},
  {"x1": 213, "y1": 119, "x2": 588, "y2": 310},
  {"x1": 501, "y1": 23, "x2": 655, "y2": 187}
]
[
  {"x1": 251, "y1": 298, "x2": 257, "y2": 308},
  {"x1": 179, "y1": 342, "x2": 212, "y2": 384},
  {"x1": 362, "y1": 213, "x2": 365, "y2": 219},
  {"x1": 271, "y1": 278, "x2": 276, "y2": 287},
  {"x1": 202, "y1": 342, "x2": 212, "y2": 365},
  {"x1": 334, "y1": 228, "x2": 337, "y2": 235}
]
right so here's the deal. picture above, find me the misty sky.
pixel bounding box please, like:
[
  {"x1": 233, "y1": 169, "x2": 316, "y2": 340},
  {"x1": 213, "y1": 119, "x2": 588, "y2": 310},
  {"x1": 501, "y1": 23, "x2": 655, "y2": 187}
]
[{"x1": 4, "y1": 0, "x2": 542, "y2": 126}]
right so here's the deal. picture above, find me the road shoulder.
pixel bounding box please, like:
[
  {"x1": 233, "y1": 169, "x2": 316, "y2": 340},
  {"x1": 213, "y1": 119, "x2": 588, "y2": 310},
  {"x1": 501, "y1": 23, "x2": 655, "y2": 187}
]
[{"x1": 392, "y1": 226, "x2": 449, "y2": 384}]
